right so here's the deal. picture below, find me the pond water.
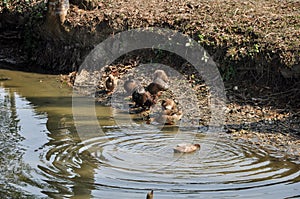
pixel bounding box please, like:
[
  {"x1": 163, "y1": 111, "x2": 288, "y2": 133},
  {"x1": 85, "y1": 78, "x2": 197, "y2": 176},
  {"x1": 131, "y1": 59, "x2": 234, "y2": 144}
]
[{"x1": 0, "y1": 69, "x2": 299, "y2": 199}]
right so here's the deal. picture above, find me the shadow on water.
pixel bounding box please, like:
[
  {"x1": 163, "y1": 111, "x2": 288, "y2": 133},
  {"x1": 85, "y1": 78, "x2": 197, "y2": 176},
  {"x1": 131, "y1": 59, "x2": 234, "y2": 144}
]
[{"x1": 0, "y1": 68, "x2": 299, "y2": 198}]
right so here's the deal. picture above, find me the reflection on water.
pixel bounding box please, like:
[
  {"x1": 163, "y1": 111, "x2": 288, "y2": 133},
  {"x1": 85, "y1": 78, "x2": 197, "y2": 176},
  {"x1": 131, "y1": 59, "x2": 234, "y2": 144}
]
[{"x1": 0, "y1": 69, "x2": 299, "y2": 198}]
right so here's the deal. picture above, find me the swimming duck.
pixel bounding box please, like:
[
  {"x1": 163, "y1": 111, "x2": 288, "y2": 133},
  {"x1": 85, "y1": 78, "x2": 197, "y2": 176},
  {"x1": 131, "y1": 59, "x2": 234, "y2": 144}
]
[
  {"x1": 146, "y1": 190, "x2": 153, "y2": 199},
  {"x1": 124, "y1": 76, "x2": 140, "y2": 95},
  {"x1": 105, "y1": 74, "x2": 117, "y2": 93},
  {"x1": 132, "y1": 86, "x2": 156, "y2": 108},
  {"x1": 173, "y1": 143, "x2": 201, "y2": 153}
]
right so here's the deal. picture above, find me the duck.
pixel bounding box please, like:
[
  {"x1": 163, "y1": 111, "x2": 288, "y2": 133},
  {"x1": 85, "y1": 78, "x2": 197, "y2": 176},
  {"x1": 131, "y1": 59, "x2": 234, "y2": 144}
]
[
  {"x1": 124, "y1": 76, "x2": 140, "y2": 95},
  {"x1": 68, "y1": 71, "x2": 77, "y2": 86},
  {"x1": 153, "y1": 69, "x2": 168, "y2": 83},
  {"x1": 132, "y1": 86, "x2": 156, "y2": 109},
  {"x1": 146, "y1": 190, "x2": 153, "y2": 199},
  {"x1": 149, "y1": 99, "x2": 182, "y2": 125},
  {"x1": 146, "y1": 70, "x2": 169, "y2": 95},
  {"x1": 161, "y1": 98, "x2": 180, "y2": 116},
  {"x1": 146, "y1": 81, "x2": 168, "y2": 95},
  {"x1": 105, "y1": 74, "x2": 117, "y2": 93},
  {"x1": 60, "y1": 71, "x2": 77, "y2": 87},
  {"x1": 173, "y1": 143, "x2": 201, "y2": 153},
  {"x1": 155, "y1": 110, "x2": 183, "y2": 125},
  {"x1": 161, "y1": 109, "x2": 178, "y2": 116},
  {"x1": 161, "y1": 99, "x2": 176, "y2": 111}
]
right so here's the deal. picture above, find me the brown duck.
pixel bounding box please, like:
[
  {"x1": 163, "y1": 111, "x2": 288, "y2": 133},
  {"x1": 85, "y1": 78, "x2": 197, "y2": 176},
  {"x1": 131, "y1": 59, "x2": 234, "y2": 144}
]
[
  {"x1": 155, "y1": 110, "x2": 183, "y2": 125},
  {"x1": 149, "y1": 99, "x2": 182, "y2": 125},
  {"x1": 132, "y1": 86, "x2": 156, "y2": 108},
  {"x1": 161, "y1": 99, "x2": 176, "y2": 111},
  {"x1": 162, "y1": 99, "x2": 180, "y2": 121},
  {"x1": 153, "y1": 69, "x2": 168, "y2": 83},
  {"x1": 124, "y1": 76, "x2": 140, "y2": 95},
  {"x1": 146, "y1": 70, "x2": 169, "y2": 95},
  {"x1": 146, "y1": 81, "x2": 167, "y2": 95},
  {"x1": 173, "y1": 143, "x2": 201, "y2": 153},
  {"x1": 105, "y1": 74, "x2": 117, "y2": 93}
]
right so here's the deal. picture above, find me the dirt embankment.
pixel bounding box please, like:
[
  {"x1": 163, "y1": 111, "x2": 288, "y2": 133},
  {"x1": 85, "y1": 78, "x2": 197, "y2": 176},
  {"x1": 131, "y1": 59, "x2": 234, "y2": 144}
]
[{"x1": 1, "y1": 0, "x2": 300, "y2": 77}]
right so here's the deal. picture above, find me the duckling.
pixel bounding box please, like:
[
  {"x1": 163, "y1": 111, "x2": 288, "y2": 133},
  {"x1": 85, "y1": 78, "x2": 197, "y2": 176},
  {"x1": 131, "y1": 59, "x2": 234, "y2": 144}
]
[
  {"x1": 155, "y1": 110, "x2": 183, "y2": 125},
  {"x1": 124, "y1": 76, "x2": 140, "y2": 95},
  {"x1": 149, "y1": 99, "x2": 182, "y2": 125},
  {"x1": 143, "y1": 91, "x2": 157, "y2": 108},
  {"x1": 105, "y1": 74, "x2": 117, "y2": 93},
  {"x1": 161, "y1": 109, "x2": 177, "y2": 116},
  {"x1": 160, "y1": 99, "x2": 180, "y2": 116},
  {"x1": 146, "y1": 70, "x2": 169, "y2": 95},
  {"x1": 132, "y1": 86, "x2": 156, "y2": 108},
  {"x1": 68, "y1": 71, "x2": 77, "y2": 86},
  {"x1": 161, "y1": 99, "x2": 176, "y2": 111},
  {"x1": 153, "y1": 70, "x2": 168, "y2": 83},
  {"x1": 146, "y1": 190, "x2": 153, "y2": 199},
  {"x1": 153, "y1": 76, "x2": 168, "y2": 88},
  {"x1": 146, "y1": 81, "x2": 167, "y2": 95},
  {"x1": 173, "y1": 143, "x2": 200, "y2": 153}
]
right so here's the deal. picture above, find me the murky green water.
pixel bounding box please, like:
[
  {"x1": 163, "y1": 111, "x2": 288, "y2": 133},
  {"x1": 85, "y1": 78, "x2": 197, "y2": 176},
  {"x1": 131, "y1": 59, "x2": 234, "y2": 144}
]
[{"x1": 0, "y1": 69, "x2": 299, "y2": 199}]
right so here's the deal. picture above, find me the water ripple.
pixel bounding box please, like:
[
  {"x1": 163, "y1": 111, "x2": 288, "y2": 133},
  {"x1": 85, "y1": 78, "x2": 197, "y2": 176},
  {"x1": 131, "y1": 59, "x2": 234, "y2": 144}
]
[
  {"x1": 43, "y1": 127, "x2": 297, "y2": 197},
  {"x1": 22, "y1": 115, "x2": 299, "y2": 198}
]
